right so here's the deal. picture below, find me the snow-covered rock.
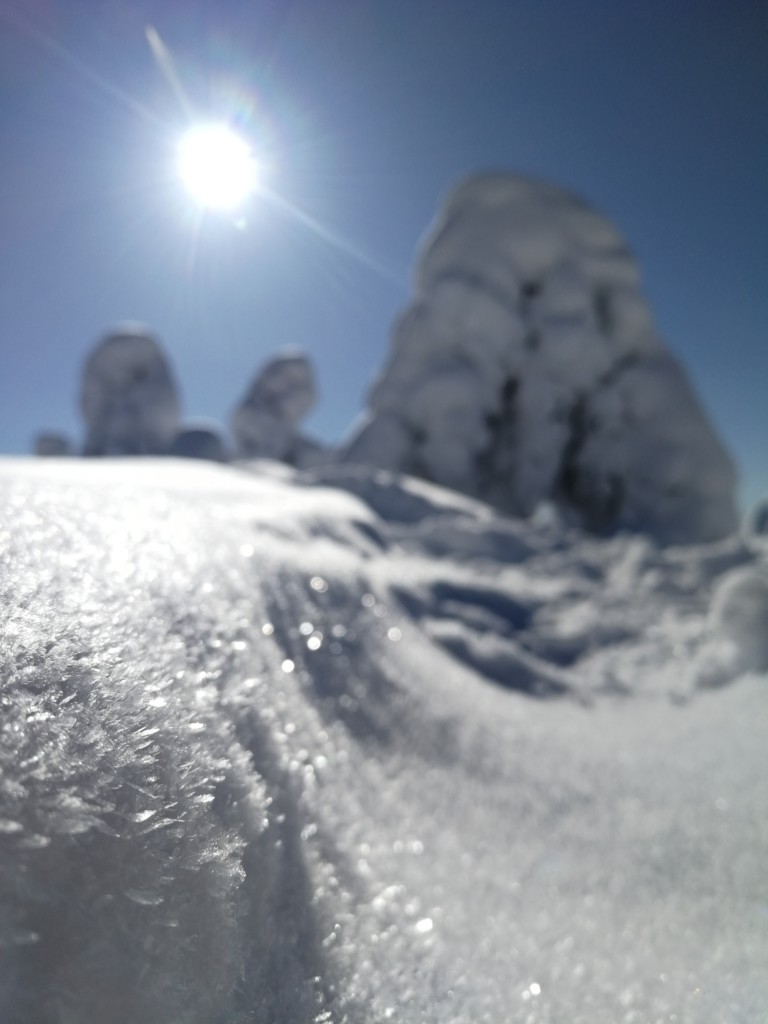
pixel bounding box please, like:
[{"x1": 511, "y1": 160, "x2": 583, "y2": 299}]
[
  {"x1": 80, "y1": 323, "x2": 181, "y2": 456},
  {"x1": 0, "y1": 456, "x2": 765, "y2": 1023},
  {"x1": 232, "y1": 351, "x2": 330, "y2": 468},
  {"x1": 343, "y1": 175, "x2": 738, "y2": 544}
]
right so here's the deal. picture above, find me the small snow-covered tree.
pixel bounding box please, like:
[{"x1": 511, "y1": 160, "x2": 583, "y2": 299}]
[
  {"x1": 80, "y1": 324, "x2": 180, "y2": 456},
  {"x1": 232, "y1": 351, "x2": 329, "y2": 468}
]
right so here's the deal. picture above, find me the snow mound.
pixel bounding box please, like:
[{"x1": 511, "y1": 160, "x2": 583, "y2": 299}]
[
  {"x1": 0, "y1": 457, "x2": 765, "y2": 1023},
  {"x1": 232, "y1": 350, "x2": 330, "y2": 467},
  {"x1": 343, "y1": 174, "x2": 738, "y2": 544},
  {"x1": 80, "y1": 323, "x2": 181, "y2": 456}
]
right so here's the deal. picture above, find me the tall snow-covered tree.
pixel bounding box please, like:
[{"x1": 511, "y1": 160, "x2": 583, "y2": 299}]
[{"x1": 342, "y1": 175, "x2": 738, "y2": 544}]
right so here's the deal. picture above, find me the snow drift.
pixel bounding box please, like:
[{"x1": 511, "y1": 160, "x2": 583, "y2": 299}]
[
  {"x1": 342, "y1": 175, "x2": 738, "y2": 544},
  {"x1": 0, "y1": 456, "x2": 765, "y2": 1023}
]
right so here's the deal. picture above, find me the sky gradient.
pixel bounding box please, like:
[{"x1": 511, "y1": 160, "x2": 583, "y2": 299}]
[{"x1": 1, "y1": 0, "x2": 765, "y2": 507}]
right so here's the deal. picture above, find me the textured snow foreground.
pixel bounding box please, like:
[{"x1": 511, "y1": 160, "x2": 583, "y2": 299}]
[{"x1": 0, "y1": 458, "x2": 766, "y2": 1024}]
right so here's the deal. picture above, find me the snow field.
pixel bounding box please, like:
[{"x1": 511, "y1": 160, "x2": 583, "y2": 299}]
[{"x1": 0, "y1": 457, "x2": 765, "y2": 1022}]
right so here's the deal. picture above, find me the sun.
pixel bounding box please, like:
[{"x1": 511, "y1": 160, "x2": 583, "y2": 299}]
[{"x1": 177, "y1": 123, "x2": 257, "y2": 210}]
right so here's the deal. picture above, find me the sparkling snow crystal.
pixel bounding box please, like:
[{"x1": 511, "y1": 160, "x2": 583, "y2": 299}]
[{"x1": 342, "y1": 175, "x2": 738, "y2": 544}]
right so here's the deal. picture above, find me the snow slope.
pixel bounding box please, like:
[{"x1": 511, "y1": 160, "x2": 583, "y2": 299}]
[{"x1": 0, "y1": 457, "x2": 766, "y2": 1023}]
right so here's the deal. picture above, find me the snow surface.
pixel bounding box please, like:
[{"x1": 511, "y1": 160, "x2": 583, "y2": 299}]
[
  {"x1": 0, "y1": 456, "x2": 766, "y2": 1023},
  {"x1": 342, "y1": 175, "x2": 738, "y2": 544}
]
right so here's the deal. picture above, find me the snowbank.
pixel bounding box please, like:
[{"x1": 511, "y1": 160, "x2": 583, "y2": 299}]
[{"x1": 343, "y1": 175, "x2": 738, "y2": 544}]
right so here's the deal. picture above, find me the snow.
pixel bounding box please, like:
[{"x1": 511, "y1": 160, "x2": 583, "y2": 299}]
[
  {"x1": 704, "y1": 565, "x2": 768, "y2": 677},
  {"x1": 80, "y1": 324, "x2": 181, "y2": 457},
  {"x1": 342, "y1": 174, "x2": 738, "y2": 544},
  {"x1": 37, "y1": 177, "x2": 742, "y2": 545},
  {"x1": 0, "y1": 455, "x2": 765, "y2": 1022}
]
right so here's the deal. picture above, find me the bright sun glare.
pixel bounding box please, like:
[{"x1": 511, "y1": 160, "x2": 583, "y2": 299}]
[{"x1": 177, "y1": 124, "x2": 257, "y2": 210}]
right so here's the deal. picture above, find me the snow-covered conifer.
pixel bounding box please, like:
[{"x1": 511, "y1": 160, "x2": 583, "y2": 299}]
[
  {"x1": 342, "y1": 175, "x2": 738, "y2": 544},
  {"x1": 232, "y1": 351, "x2": 329, "y2": 467},
  {"x1": 80, "y1": 324, "x2": 180, "y2": 456}
]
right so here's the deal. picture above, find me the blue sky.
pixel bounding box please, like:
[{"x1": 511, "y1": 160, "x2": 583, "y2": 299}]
[{"x1": 0, "y1": 0, "x2": 765, "y2": 507}]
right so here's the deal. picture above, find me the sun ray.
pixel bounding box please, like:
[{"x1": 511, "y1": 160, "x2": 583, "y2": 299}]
[
  {"x1": 1, "y1": 6, "x2": 164, "y2": 128},
  {"x1": 259, "y1": 186, "x2": 405, "y2": 289}
]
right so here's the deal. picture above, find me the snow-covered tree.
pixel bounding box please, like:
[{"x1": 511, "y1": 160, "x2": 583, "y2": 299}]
[
  {"x1": 342, "y1": 175, "x2": 738, "y2": 544},
  {"x1": 80, "y1": 324, "x2": 180, "y2": 456},
  {"x1": 232, "y1": 351, "x2": 329, "y2": 467}
]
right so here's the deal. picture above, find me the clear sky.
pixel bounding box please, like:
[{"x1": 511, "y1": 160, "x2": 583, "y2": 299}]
[{"x1": 1, "y1": 0, "x2": 765, "y2": 508}]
